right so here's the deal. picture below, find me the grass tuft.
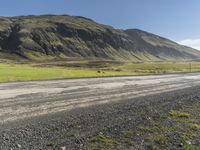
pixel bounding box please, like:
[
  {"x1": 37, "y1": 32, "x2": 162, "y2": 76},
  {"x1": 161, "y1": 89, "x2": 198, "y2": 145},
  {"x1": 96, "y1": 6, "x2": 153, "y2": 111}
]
[
  {"x1": 189, "y1": 123, "x2": 200, "y2": 130},
  {"x1": 88, "y1": 134, "x2": 117, "y2": 150},
  {"x1": 169, "y1": 111, "x2": 191, "y2": 118},
  {"x1": 184, "y1": 144, "x2": 200, "y2": 150}
]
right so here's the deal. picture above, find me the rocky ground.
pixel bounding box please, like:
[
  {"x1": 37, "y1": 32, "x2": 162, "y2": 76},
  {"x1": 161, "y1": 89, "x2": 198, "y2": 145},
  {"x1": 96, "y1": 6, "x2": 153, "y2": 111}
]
[{"x1": 1, "y1": 85, "x2": 200, "y2": 150}]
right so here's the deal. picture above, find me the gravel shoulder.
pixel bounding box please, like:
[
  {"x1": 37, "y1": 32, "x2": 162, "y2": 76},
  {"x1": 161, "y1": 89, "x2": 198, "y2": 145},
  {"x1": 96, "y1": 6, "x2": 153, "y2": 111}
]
[{"x1": 1, "y1": 85, "x2": 200, "y2": 150}]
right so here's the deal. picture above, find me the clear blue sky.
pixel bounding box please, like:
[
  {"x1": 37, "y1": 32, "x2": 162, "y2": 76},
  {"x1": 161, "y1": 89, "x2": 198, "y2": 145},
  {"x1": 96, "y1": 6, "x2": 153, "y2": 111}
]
[{"x1": 0, "y1": 0, "x2": 199, "y2": 42}]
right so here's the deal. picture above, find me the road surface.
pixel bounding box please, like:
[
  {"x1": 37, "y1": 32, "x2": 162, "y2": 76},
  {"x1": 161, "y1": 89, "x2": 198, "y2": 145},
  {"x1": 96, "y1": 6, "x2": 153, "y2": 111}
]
[{"x1": 1, "y1": 73, "x2": 200, "y2": 124}]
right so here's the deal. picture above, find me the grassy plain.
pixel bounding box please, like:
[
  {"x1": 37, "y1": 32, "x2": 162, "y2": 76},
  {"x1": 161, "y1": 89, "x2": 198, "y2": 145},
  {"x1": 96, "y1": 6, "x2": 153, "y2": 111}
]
[
  {"x1": 0, "y1": 63, "x2": 137, "y2": 83},
  {"x1": 0, "y1": 60, "x2": 200, "y2": 82}
]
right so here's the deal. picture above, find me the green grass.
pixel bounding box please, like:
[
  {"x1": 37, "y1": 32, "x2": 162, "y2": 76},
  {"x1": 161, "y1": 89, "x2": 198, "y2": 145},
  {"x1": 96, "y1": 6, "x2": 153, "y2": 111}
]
[
  {"x1": 184, "y1": 144, "x2": 200, "y2": 150},
  {"x1": 87, "y1": 134, "x2": 118, "y2": 150},
  {"x1": 1, "y1": 61, "x2": 200, "y2": 83},
  {"x1": 189, "y1": 123, "x2": 200, "y2": 130},
  {"x1": 169, "y1": 111, "x2": 191, "y2": 118},
  {"x1": 109, "y1": 61, "x2": 200, "y2": 73},
  {"x1": 0, "y1": 63, "x2": 138, "y2": 83}
]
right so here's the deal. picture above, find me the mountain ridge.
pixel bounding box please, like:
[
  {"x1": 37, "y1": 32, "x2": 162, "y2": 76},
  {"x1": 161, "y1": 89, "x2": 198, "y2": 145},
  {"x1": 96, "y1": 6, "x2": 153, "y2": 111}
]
[{"x1": 0, "y1": 14, "x2": 199, "y2": 61}]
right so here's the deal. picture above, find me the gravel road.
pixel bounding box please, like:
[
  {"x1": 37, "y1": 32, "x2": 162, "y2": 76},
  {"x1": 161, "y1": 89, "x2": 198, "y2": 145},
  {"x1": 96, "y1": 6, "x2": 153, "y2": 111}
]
[{"x1": 1, "y1": 73, "x2": 200, "y2": 149}]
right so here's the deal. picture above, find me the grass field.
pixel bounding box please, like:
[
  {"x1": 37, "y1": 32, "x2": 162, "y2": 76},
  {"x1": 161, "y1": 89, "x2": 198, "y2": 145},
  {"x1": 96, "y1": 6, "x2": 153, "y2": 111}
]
[
  {"x1": 108, "y1": 61, "x2": 200, "y2": 73},
  {"x1": 0, "y1": 63, "x2": 137, "y2": 83},
  {"x1": 0, "y1": 61, "x2": 200, "y2": 82}
]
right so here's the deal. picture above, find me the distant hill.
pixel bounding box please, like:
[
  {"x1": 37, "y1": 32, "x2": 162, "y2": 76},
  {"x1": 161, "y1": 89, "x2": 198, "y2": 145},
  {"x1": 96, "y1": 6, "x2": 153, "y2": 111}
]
[{"x1": 0, "y1": 15, "x2": 199, "y2": 61}]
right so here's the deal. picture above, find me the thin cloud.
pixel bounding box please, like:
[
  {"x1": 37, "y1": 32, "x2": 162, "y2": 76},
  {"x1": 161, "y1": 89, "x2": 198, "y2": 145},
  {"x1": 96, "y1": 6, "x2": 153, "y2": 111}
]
[{"x1": 178, "y1": 39, "x2": 200, "y2": 50}]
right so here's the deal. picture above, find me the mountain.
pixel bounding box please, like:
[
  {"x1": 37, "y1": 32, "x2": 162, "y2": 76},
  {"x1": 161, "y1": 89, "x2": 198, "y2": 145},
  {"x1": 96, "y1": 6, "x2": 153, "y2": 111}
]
[{"x1": 0, "y1": 15, "x2": 199, "y2": 61}]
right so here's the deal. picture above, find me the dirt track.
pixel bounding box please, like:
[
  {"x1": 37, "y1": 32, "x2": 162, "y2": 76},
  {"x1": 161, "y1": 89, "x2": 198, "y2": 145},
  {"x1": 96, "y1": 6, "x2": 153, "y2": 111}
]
[{"x1": 1, "y1": 73, "x2": 200, "y2": 149}]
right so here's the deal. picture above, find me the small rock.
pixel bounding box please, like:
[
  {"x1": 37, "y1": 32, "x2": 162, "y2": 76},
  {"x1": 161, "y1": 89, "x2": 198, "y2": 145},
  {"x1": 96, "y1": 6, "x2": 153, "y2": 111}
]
[
  {"x1": 3, "y1": 133, "x2": 9, "y2": 141},
  {"x1": 147, "y1": 117, "x2": 151, "y2": 120},
  {"x1": 61, "y1": 146, "x2": 66, "y2": 150},
  {"x1": 178, "y1": 143, "x2": 183, "y2": 147},
  {"x1": 186, "y1": 141, "x2": 192, "y2": 145},
  {"x1": 17, "y1": 144, "x2": 22, "y2": 148}
]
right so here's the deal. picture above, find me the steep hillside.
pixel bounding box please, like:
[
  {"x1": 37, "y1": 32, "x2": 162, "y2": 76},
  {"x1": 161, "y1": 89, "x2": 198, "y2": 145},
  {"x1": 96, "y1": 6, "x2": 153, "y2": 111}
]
[
  {"x1": 0, "y1": 15, "x2": 199, "y2": 61},
  {"x1": 125, "y1": 29, "x2": 200, "y2": 60}
]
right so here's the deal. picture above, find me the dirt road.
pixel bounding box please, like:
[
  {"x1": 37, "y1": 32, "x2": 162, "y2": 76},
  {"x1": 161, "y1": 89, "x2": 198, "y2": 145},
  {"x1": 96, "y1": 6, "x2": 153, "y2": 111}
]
[
  {"x1": 1, "y1": 73, "x2": 200, "y2": 149},
  {"x1": 1, "y1": 73, "x2": 200, "y2": 124}
]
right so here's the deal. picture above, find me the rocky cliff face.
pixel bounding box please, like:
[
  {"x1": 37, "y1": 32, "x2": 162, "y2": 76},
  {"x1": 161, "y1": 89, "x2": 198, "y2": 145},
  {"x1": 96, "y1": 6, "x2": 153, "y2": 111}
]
[{"x1": 0, "y1": 15, "x2": 199, "y2": 61}]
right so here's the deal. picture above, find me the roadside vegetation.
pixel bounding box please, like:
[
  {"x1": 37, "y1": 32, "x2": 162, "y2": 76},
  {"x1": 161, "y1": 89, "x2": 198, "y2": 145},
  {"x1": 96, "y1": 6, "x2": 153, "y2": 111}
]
[
  {"x1": 0, "y1": 63, "x2": 135, "y2": 83},
  {"x1": 84, "y1": 101, "x2": 200, "y2": 150},
  {"x1": 1, "y1": 60, "x2": 200, "y2": 82}
]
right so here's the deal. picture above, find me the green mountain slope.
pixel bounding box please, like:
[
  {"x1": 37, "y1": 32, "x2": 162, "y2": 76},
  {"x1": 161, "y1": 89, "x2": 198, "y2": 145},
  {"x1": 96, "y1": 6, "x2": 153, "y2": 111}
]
[{"x1": 0, "y1": 15, "x2": 199, "y2": 61}]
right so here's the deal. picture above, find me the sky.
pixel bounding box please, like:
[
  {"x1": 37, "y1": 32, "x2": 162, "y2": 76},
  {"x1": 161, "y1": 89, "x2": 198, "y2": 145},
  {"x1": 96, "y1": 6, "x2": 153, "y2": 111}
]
[{"x1": 0, "y1": 0, "x2": 200, "y2": 49}]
